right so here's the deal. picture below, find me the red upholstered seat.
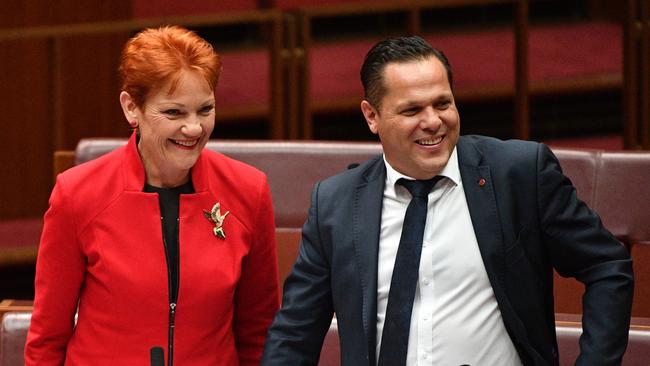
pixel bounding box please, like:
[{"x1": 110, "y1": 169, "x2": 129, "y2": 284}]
[
  {"x1": 593, "y1": 151, "x2": 650, "y2": 318},
  {"x1": 547, "y1": 148, "x2": 601, "y2": 315},
  {"x1": 545, "y1": 135, "x2": 624, "y2": 151},
  {"x1": 0, "y1": 219, "x2": 42, "y2": 267},
  {"x1": 308, "y1": 21, "x2": 621, "y2": 113}
]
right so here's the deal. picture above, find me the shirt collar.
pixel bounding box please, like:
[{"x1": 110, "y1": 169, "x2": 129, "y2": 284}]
[{"x1": 383, "y1": 146, "x2": 461, "y2": 191}]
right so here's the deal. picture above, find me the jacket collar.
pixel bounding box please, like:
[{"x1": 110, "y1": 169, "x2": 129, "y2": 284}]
[{"x1": 121, "y1": 132, "x2": 210, "y2": 192}]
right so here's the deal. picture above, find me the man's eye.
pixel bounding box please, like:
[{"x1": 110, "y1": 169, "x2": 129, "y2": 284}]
[
  {"x1": 438, "y1": 101, "x2": 451, "y2": 110},
  {"x1": 401, "y1": 108, "x2": 418, "y2": 116}
]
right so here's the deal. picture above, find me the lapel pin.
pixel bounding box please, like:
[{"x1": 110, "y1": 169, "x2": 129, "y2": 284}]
[
  {"x1": 478, "y1": 178, "x2": 486, "y2": 187},
  {"x1": 203, "y1": 202, "x2": 230, "y2": 240}
]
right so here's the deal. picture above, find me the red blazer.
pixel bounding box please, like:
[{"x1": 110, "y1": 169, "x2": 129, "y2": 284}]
[{"x1": 25, "y1": 134, "x2": 279, "y2": 365}]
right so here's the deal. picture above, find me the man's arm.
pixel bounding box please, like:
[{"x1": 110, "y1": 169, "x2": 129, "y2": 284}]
[
  {"x1": 261, "y1": 181, "x2": 336, "y2": 366},
  {"x1": 537, "y1": 144, "x2": 634, "y2": 365}
]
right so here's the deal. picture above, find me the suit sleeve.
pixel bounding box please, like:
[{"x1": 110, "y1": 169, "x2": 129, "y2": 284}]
[
  {"x1": 233, "y1": 176, "x2": 280, "y2": 366},
  {"x1": 24, "y1": 176, "x2": 86, "y2": 365},
  {"x1": 537, "y1": 144, "x2": 634, "y2": 365},
  {"x1": 261, "y1": 181, "x2": 335, "y2": 366}
]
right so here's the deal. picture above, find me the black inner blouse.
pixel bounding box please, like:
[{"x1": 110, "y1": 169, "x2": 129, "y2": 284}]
[{"x1": 144, "y1": 179, "x2": 194, "y2": 303}]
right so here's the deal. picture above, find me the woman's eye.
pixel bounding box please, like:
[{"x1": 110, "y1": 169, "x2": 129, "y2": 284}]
[
  {"x1": 164, "y1": 109, "x2": 182, "y2": 116},
  {"x1": 199, "y1": 105, "x2": 214, "y2": 115}
]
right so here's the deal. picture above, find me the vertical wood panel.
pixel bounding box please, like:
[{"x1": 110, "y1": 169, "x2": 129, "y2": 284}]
[
  {"x1": 0, "y1": 40, "x2": 53, "y2": 218},
  {"x1": 0, "y1": 0, "x2": 131, "y2": 28},
  {"x1": 55, "y1": 33, "x2": 133, "y2": 150},
  {"x1": 0, "y1": 0, "x2": 132, "y2": 219}
]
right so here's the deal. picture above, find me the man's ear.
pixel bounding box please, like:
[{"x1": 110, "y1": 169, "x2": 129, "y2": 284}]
[
  {"x1": 119, "y1": 91, "x2": 139, "y2": 128},
  {"x1": 361, "y1": 100, "x2": 379, "y2": 135}
]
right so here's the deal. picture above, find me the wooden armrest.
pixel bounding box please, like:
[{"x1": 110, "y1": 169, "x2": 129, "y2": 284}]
[{"x1": 53, "y1": 150, "x2": 75, "y2": 182}]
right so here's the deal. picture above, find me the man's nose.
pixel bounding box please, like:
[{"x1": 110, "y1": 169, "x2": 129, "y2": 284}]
[{"x1": 420, "y1": 106, "x2": 442, "y2": 130}]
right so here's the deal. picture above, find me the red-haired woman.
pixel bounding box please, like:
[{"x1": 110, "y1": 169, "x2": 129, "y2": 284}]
[{"x1": 25, "y1": 25, "x2": 279, "y2": 365}]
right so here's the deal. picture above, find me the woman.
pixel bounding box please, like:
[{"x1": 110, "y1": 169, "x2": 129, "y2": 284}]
[{"x1": 25, "y1": 26, "x2": 279, "y2": 365}]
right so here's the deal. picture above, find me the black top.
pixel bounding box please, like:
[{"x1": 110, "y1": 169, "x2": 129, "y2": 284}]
[{"x1": 144, "y1": 179, "x2": 194, "y2": 303}]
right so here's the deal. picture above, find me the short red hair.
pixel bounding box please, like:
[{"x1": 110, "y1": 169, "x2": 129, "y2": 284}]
[{"x1": 119, "y1": 25, "x2": 222, "y2": 108}]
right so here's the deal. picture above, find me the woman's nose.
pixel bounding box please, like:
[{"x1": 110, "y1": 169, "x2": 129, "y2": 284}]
[{"x1": 182, "y1": 116, "x2": 203, "y2": 136}]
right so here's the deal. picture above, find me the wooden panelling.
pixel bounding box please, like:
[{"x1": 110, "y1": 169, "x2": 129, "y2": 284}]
[
  {"x1": 0, "y1": 0, "x2": 131, "y2": 28},
  {"x1": 54, "y1": 33, "x2": 133, "y2": 150},
  {"x1": 0, "y1": 40, "x2": 53, "y2": 219},
  {"x1": 0, "y1": 0, "x2": 131, "y2": 219},
  {"x1": 132, "y1": 0, "x2": 259, "y2": 18}
]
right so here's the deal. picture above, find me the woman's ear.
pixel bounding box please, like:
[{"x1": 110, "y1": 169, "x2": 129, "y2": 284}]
[{"x1": 119, "y1": 91, "x2": 139, "y2": 128}]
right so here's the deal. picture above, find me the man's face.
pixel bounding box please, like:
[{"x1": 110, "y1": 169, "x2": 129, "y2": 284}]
[{"x1": 361, "y1": 56, "x2": 460, "y2": 179}]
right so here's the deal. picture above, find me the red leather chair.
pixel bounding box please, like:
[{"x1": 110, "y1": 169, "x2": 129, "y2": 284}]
[
  {"x1": 593, "y1": 151, "x2": 650, "y2": 318},
  {"x1": 547, "y1": 148, "x2": 602, "y2": 315}
]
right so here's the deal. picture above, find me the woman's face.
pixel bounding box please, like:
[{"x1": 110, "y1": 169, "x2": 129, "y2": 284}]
[{"x1": 128, "y1": 70, "x2": 215, "y2": 187}]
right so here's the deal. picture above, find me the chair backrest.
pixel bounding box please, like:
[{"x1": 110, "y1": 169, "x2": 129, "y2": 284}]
[
  {"x1": 0, "y1": 312, "x2": 31, "y2": 366},
  {"x1": 593, "y1": 152, "x2": 650, "y2": 242},
  {"x1": 547, "y1": 148, "x2": 601, "y2": 315},
  {"x1": 593, "y1": 151, "x2": 650, "y2": 317},
  {"x1": 62, "y1": 139, "x2": 650, "y2": 316},
  {"x1": 72, "y1": 138, "x2": 383, "y2": 228},
  {"x1": 549, "y1": 148, "x2": 600, "y2": 207},
  {"x1": 556, "y1": 317, "x2": 650, "y2": 365}
]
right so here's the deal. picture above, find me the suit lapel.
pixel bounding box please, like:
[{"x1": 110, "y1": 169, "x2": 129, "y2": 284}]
[
  {"x1": 352, "y1": 157, "x2": 385, "y2": 366},
  {"x1": 457, "y1": 137, "x2": 535, "y2": 360},
  {"x1": 457, "y1": 137, "x2": 506, "y2": 291}
]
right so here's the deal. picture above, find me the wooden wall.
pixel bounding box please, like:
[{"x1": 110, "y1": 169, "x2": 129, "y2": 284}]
[{"x1": 0, "y1": 1, "x2": 131, "y2": 219}]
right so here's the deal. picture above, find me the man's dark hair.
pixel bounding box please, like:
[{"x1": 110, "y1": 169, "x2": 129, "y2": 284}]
[{"x1": 360, "y1": 36, "x2": 453, "y2": 109}]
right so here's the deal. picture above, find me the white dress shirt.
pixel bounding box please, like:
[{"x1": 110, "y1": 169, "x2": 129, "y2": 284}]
[{"x1": 376, "y1": 148, "x2": 522, "y2": 366}]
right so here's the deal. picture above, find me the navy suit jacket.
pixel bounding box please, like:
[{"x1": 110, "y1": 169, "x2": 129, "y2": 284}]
[{"x1": 262, "y1": 135, "x2": 634, "y2": 366}]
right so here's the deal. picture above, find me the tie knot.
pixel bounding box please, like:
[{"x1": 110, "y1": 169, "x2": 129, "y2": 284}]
[{"x1": 397, "y1": 176, "x2": 442, "y2": 198}]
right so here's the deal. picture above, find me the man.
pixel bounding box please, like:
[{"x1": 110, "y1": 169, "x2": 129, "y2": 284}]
[{"x1": 262, "y1": 36, "x2": 633, "y2": 365}]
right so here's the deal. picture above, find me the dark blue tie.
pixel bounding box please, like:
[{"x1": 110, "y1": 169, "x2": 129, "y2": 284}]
[{"x1": 378, "y1": 176, "x2": 443, "y2": 366}]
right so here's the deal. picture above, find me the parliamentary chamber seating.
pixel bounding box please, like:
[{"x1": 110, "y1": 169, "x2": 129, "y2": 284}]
[
  {"x1": 2, "y1": 138, "x2": 650, "y2": 365},
  {"x1": 0, "y1": 0, "x2": 634, "y2": 271},
  {"x1": 2, "y1": 1, "x2": 649, "y2": 365},
  {"x1": 0, "y1": 0, "x2": 633, "y2": 285}
]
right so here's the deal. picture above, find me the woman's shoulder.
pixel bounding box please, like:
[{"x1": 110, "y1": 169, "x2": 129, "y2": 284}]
[{"x1": 52, "y1": 146, "x2": 128, "y2": 225}]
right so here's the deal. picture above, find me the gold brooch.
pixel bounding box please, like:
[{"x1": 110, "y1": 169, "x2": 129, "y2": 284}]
[{"x1": 203, "y1": 202, "x2": 230, "y2": 239}]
